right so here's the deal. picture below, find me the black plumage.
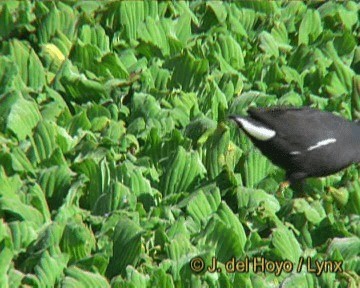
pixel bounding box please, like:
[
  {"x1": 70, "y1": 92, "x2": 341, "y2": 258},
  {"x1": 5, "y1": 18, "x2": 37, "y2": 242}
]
[{"x1": 230, "y1": 106, "x2": 360, "y2": 184}]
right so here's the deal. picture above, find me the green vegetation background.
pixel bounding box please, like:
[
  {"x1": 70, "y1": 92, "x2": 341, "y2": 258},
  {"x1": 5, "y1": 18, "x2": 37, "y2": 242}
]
[{"x1": 0, "y1": 1, "x2": 359, "y2": 287}]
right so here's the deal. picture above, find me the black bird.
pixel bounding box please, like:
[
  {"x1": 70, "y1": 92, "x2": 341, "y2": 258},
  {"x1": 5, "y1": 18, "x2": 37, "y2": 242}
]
[{"x1": 230, "y1": 106, "x2": 360, "y2": 185}]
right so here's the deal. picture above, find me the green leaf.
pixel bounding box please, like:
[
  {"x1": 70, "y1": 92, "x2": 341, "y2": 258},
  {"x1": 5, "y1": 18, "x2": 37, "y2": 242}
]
[
  {"x1": 228, "y1": 8, "x2": 248, "y2": 37},
  {"x1": 239, "y1": 148, "x2": 273, "y2": 188},
  {"x1": 236, "y1": 1, "x2": 278, "y2": 14},
  {"x1": 28, "y1": 121, "x2": 58, "y2": 164},
  {"x1": 10, "y1": 146, "x2": 35, "y2": 175},
  {"x1": 337, "y1": 4, "x2": 358, "y2": 30},
  {"x1": 117, "y1": 160, "x2": 153, "y2": 198},
  {"x1": 167, "y1": 92, "x2": 199, "y2": 127},
  {"x1": 118, "y1": 1, "x2": 158, "y2": 41},
  {"x1": 298, "y1": 9, "x2": 322, "y2": 45},
  {"x1": 97, "y1": 53, "x2": 129, "y2": 79},
  {"x1": 281, "y1": 66, "x2": 303, "y2": 90},
  {"x1": 272, "y1": 226, "x2": 302, "y2": 263},
  {"x1": 9, "y1": 39, "x2": 46, "y2": 90},
  {"x1": 0, "y1": 56, "x2": 18, "y2": 94},
  {"x1": 279, "y1": 273, "x2": 315, "y2": 288},
  {"x1": 185, "y1": 116, "x2": 217, "y2": 146},
  {"x1": 0, "y1": 4, "x2": 15, "y2": 39},
  {"x1": 40, "y1": 99, "x2": 68, "y2": 123},
  {"x1": 325, "y1": 59, "x2": 354, "y2": 96},
  {"x1": 103, "y1": 120, "x2": 126, "y2": 143},
  {"x1": 345, "y1": 180, "x2": 360, "y2": 214},
  {"x1": 93, "y1": 182, "x2": 136, "y2": 215},
  {"x1": 51, "y1": 30, "x2": 73, "y2": 58},
  {"x1": 107, "y1": 217, "x2": 144, "y2": 278},
  {"x1": 138, "y1": 17, "x2": 170, "y2": 57},
  {"x1": 37, "y1": 2, "x2": 76, "y2": 44},
  {"x1": 0, "y1": 167, "x2": 45, "y2": 228},
  {"x1": 112, "y1": 266, "x2": 149, "y2": 288},
  {"x1": 0, "y1": 194, "x2": 44, "y2": 228},
  {"x1": 166, "y1": 51, "x2": 209, "y2": 92},
  {"x1": 271, "y1": 22, "x2": 289, "y2": 46},
  {"x1": 40, "y1": 43, "x2": 66, "y2": 73},
  {"x1": 327, "y1": 237, "x2": 360, "y2": 260},
  {"x1": 160, "y1": 146, "x2": 205, "y2": 196},
  {"x1": 0, "y1": 245, "x2": 14, "y2": 288},
  {"x1": 8, "y1": 221, "x2": 38, "y2": 253},
  {"x1": 166, "y1": 234, "x2": 194, "y2": 280},
  {"x1": 259, "y1": 31, "x2": 279, "y2": 58},
  {"x1": 202, "y1": 81, "x2": 228, "y2": 121},
  {"x1": 63, "y1": 267, "x2": 110, "y2": 288},
  {"x1": 7, "y1": 93, "x2": 41, "y2": 141},
  {"x1": 243, "y1": 188, "x2": 280, "y2": 215},
  {"x1": 187, "y1": 188, "x2": 221, "y2": 225},
  {"x1": 173, "y1": 7, "x2": 192, "y2": 45},
  {"x1": 142, "y1": 64, "x2": 170, "y2": 92},
  {"x1": 86, "y1": 104, "x2": 111, "y2": 121},
  {"x1": 60, "y1": 218, "x2": 96, "y2": 263},
  {"x1": 0, "y1": 166, "x2": 22, "y2": 197},
  {"x1": 216, "y1": 202, "x2": 246, "y2": 252},
  {"x1": 333, "y1": 31, "x2": 357, "y2": 57},
  {"x1": 38, "y1": 165, "x2": 73, "y2": 210},
  {"x1": 202, "y1": 124, "x2": 230, "y2": 180},
  {"x1": 67, "y1": 111, "x2": 92, "y2": 136},
  {"x1": 61, "y1": 66, "x2": 108, "y2": 104},
  {"x1": 292, "y1": 199, "x2": 324, "y2": 224},
  {"x1": 206, "y1": 2, "x2": 227, "y2": 24},
  {"x1": 351, "y1": 75, "x2": 360, "y2": 120},
  {"x1": 149, "y1": 268, "x2": 175, "y2": 288},
  {"x1": 232, "y1": 6, "x2": 257, "y2": 33},
  {"x1": 79, "y1": 24, "x2": 110, "y2": 53},
  {"x1": 216, "y1": 34, "x2": 245, "y2": 70},
  {"x1": 201, "y1": 214, "x2": 244, "y2": 262},
  {"x1": 73, "y1": 158, "x2": 109, "y2": 210},
  {"x1": 71, "y1": 41, "x2": 102, "y2": 72},
  {"x1": 278, "y1": 92, "x2": 304, "y2": 106},
  {"x1": 23, "y1": 249, "x2": 68, "y2": 287},
  {"x1": 28, "y1": 184, "x2": 51, "y2": 222}
]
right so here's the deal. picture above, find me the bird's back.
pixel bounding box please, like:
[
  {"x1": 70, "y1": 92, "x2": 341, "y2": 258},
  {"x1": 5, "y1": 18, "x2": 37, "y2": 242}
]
[{"x1": 245, "y1": 107, "x2": 360, "y2": 180}]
